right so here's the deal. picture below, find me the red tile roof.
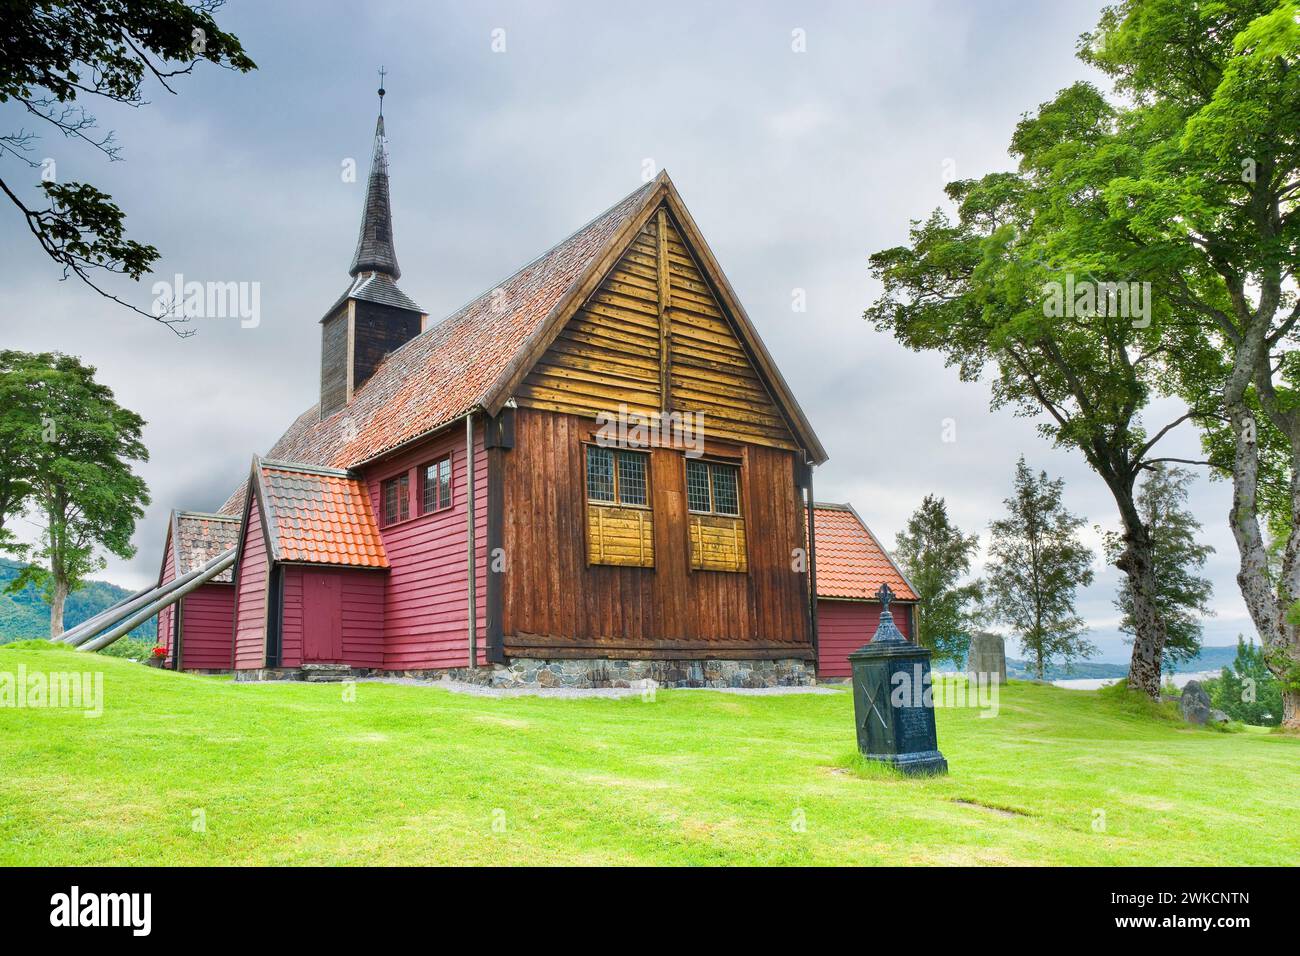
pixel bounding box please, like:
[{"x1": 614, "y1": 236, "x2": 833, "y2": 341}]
[
  {"x1": 216, "y1": 179, "x2": 657, "y2": 519},
  {"x1": 254, "y1": 460, "x2": 388, "y2": 568},
  {"x1": 813, "y1": 503, "x2": 917, "y2": 602}
]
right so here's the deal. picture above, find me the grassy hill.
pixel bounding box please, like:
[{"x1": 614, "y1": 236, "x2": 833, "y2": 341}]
[
  {"x1": 1, "y1": 642, "x2": 1295, "y2": 866},
  {"x1": 0, "y1": 560, "x2": 155, "y2": 644}
]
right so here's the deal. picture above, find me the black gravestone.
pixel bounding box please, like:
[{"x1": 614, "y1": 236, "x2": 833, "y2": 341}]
[{"x1": 848, "y1": 584, "x2": 948, "y2": 775}]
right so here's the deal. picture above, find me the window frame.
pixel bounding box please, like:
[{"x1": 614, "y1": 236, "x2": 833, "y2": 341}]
[
  {"x1": 584, "y1": 443, "x2": 652, "y2": 510},
  {"x1": 381, "y1": 472, "x2": 410, "y2": 526},
  {"x1": 419, "y1": 455, "x2": 454, "y2": 516},
  {"x1": 685, "y1": 458, "x2": 743, "y2": 517}
]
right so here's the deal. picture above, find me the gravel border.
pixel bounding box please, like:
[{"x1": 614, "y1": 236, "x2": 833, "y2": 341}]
[{"x1": 356, "y1": 676, "x2": 839, "y2": 699}]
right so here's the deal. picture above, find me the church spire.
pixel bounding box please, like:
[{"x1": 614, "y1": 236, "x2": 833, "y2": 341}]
[{"x1": 349, "y1": 69, "x2": 400, "y2": 279}]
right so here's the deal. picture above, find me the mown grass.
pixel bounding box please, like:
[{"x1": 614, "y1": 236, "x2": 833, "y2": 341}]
[{"x1": 1, "y1": 643, "x2": 1296, "y2": 865}]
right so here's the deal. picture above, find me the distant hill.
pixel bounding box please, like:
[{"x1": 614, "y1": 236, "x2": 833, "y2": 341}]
[
  {"x1": 0, "y1": 559, "x2": 155, "y2": 644},
  {"x1": 1002, "y1": 644, "x2": 1242, "y2": 681}
]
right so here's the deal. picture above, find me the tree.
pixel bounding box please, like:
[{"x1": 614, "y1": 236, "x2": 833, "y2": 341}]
[
  {"x1": 987, "y1": 458, "x2": 1097, "y2": 679},
  {"x1": 1, "y1": 1, "x2": 255, "y2": 329},
  {"x1": 1, "y1": 352, "x2": 149, "y2": 637},
  {"x1": 0, "y1": 353, "x2": 39, "y2": 559},
  {"x1": 1060, "y1": 0, "x2": 1300, "y2": 725},
  {"x1": 893, "y1": 494, "x2": 982, "y2": 665},
  {"x1": 866, "y1": 105, "x2": 1201, "y2": 697},
  {"x1": 1104, "y1": 464, "x2": 1214, "y2": 666},
  {"x1": 1207, "y1": 636, "x2": 1284, "y2": 726}
]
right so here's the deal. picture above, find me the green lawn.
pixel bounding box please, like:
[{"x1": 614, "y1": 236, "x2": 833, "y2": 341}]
[{"x1": 1, "y1": 643, "x2": 1297, "y2": 865}]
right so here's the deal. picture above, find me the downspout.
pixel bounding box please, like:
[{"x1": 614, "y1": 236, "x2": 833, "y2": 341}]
[
  {"x1": 466, "y1": 412, "x2": 477, "y2": 670},
  {"x1": 806, "y1": 469, "x2": 819, "y2": 672}
]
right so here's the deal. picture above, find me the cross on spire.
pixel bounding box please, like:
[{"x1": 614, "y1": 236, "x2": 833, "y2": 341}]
[{"x1": 377, "y1": 66, "x2": 387, "y2": 115}]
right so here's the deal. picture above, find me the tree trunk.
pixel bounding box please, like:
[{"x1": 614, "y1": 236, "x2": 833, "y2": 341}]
[
  {"x1": 1118, "y1": 528, "x2": 1166, "y2": 698},
  {"x1": 49, "y1": 573, "x2": 68, "y2": 640},
  {"x1": 1102, "y1": 468, "x2": 1168, "y2": 699}
]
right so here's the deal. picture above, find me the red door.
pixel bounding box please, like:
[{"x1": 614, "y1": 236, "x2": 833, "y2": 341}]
[{"x1": 302, "y1": 571, "x2": 344, "y2": 662}]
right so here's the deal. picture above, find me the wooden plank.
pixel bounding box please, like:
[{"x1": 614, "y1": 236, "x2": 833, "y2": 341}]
[{"x1": 657, "y1": 207, "x2": 672, "y2": 412}]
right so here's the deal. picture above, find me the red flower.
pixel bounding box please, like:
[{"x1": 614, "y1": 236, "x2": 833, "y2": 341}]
[{"x1": 151, "y1": 645, "x2": 167, "y2": 658}]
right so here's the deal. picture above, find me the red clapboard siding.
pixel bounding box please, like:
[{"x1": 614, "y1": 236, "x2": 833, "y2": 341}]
[
  {"x1": 281, "y1": 566, "x2": 385, "y2": 668},
  {"x1": 177, "y1": 582, "x2": 235, "y2": 670},
  {"x1": 367, "y1": 421, "x2": 487, "y2": 671},
  {"x1": 158, "y1": 539, "x2": 176, "y2": 665},
  {"x1": 232, "y1": 495, "x2": 269, "y2": 669},
  {"x1": 816, "y1": 598, "x2": 914, "y2": 678}
]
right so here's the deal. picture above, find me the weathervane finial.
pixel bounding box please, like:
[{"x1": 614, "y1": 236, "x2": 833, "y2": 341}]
[{"x1": 377, "y1": 66, "x2": 387, "y2": 116}]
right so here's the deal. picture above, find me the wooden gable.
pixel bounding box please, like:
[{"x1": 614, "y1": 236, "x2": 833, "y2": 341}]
[{"x1": 515, "y1": 204, "x2": 799, "y2": 451}]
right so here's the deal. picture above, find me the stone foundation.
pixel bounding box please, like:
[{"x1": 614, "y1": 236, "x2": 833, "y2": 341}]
[
  {"x1": 432, "y1": 657, "x2": 816, "y2": 689},
  {"x1": 231, "y1": 657, "x2": 816, "y2": 689}
]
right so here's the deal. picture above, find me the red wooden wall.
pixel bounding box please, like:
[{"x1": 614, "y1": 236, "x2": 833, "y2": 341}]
[
  {"x1": 232, "y1": 495, "x2": 269, "y2": 669},
  {"x1": 176, "y1": 583, "x2": 236, "y2": 670},
  {"x1": 365, "y1": 421, "x2": 487, "y2": 671},
  {"x1": 158, "y1": 541, "x2": 177, "y2": 665},
  {"x1": 279, "y1": 566, "x2": 385, "y2": 668},
  {"x1": 816, "y1": 598, "x2": 914, "y2": 678}
]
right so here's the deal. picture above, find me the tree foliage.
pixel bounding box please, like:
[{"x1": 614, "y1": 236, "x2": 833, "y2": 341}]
[
  {"x1": 1, "y1": 1, "x2": 255, "y2": 328},
  {"x1": 1206, "y1": 636, "x2": 1284, "y2": 726},
  {"x1": 987, "y1": 458, "x2": 1097, "y2": 679},
  {"x1": 0, "y1": 351, "x2": 149, "y2": 637},
  {"x1": 893, "y1": 494, "x2": 982, "y2": 665}
]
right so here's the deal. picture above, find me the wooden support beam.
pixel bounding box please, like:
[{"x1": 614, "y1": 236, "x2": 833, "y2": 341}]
[{"x1": 656, "y1": 206, "x2": 672, "y2": 412}]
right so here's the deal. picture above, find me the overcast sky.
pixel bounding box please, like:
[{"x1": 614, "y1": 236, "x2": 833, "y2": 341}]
[{"x1": 0, "y1": 0, "x2": 1250, "y2": 662}]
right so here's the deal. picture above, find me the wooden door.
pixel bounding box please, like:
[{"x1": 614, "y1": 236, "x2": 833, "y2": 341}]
[{"x1": 302, "y1": 570, "x2": 344, "y2": 662}]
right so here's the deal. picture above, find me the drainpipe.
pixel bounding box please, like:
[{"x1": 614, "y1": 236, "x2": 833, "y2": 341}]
[
  {"x1": 806, "y1": 470, "x2": 819, "y2": 671},
  {"x1": 466, "y1": 412, "x2": 477, "y2": 669}
]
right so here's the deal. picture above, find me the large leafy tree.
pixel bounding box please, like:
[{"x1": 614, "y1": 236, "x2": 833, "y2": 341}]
[
  {"x1": 987, "y1": 458, "x2": 1097, "y2": 680},
  {"x1": 893, "y1": 494, "x2": 982, "y2": 665},
  {"x1": 1067, "y1": 0, "x2": 1300, "y2": 725},
  {"x1": 1, "y1": 351, "x2": 149, "y2": 637},
  {"x1": 1104, "y1": 464, "x2": 1214, "y2": 666},
  {"x1": 1, "y1": 1, "x2": 254, "y2": 328},
  {"x1": 866, "y1": 98, "x2": 1202, "y2": 697}
]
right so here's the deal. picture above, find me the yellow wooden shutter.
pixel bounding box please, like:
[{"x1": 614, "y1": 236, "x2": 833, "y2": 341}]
[{"x1": 587, "y1": 505, "x2": 654, "y2": 568}]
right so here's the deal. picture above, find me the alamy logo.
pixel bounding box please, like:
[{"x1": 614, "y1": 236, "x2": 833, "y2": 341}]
[
  {"x1": 0, "y1": 665, "x2": 102, "y2": 718},
  {"x1": 50, "y1": 886, "x2": 151, "y2": 936},
  {"x1": 1041, "y1": 273, "x2": 1151, "y2": 328},
  {"x1": 151, "y1": 273, "x2": 261, "y2": 328}
]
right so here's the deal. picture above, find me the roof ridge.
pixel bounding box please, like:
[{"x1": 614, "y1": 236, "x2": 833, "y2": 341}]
[{"x1": 259, "y1": 457, "x2": 355, "y2": 478}]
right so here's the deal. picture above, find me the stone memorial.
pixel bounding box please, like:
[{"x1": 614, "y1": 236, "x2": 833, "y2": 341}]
[
  {"x1": 967, "y1": 631, "x2": 1007, "y2": 684},
  {"x1": 1180, "y1": 680, "x2": 1212, "y2": 724},
  {"x1": 848, "y1": 583, "x2": 948, "y2": 775}
]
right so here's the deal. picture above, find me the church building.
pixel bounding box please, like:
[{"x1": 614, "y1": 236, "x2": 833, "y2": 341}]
[{"x1": 159, "y1": 95, "x2": 838, "y2": 687}]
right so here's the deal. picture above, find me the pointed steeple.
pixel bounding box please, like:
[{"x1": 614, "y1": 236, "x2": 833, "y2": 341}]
[{"x1": 349, "y1": 76, "x2": 400, "y2": 280}]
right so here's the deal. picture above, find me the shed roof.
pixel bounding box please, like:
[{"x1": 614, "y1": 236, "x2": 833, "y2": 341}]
[
  {"x1": 813, "y1": 503, "x2": 917, "y2": 602},
  {"x1": 165, "y1": 512, "x2": 240, "y2": 583},
  {"x1": 250, "y1": 459, "x2": 389, "y2": 569}
]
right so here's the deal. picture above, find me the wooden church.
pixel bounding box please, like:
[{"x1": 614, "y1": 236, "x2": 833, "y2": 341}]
[{"x1": 159, "y1": 98, "x2": 837, "y2": 687}]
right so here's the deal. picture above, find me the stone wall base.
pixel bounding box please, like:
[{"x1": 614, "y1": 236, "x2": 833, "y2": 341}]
[
  {"x1": 429, "y1": 657, "x2": 816, "y2": 689},
  {"x1": 229, "y1": 658, "x2": 816, "y2": 689}
]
